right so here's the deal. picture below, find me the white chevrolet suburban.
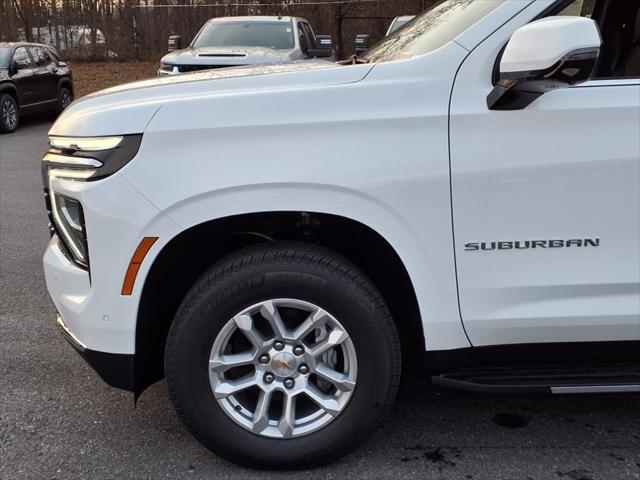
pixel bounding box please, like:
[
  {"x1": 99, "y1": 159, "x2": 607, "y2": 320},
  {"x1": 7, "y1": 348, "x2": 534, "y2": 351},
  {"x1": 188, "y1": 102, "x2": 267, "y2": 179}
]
[{"x1": 42, "y1": 0, "x2": 640, "y2": 469}]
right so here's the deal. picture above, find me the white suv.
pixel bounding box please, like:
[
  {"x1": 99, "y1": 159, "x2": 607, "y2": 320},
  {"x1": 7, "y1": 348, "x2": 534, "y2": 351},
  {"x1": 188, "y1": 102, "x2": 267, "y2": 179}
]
[
  {"x1": 43, "y1": 0, "x2": 640, "y2": 469},
  {"x1": 157, "y1": 16, "x2": 331, "y2": 76}
]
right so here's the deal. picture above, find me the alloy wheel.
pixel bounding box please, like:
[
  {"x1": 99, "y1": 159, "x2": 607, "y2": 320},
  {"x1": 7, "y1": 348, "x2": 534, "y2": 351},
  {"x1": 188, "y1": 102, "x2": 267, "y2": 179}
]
[
  {"x1": 60, "y1": 89, "x2": 72, "y2": 110},
  {"x1": 209, "y1": 298, "x2": 358, "y2": 438},
  {"x1": 2, "y1": 98, "x2": 17, "y2": 129}
]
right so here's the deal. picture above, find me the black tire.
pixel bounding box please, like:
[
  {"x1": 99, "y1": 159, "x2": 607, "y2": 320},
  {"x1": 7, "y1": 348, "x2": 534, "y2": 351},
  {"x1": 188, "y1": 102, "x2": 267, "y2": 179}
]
[
  {"x1": 58, "y1": 86, "x2": 73, "y2": 113},
  {"x1": 0, "y1": 93, "x2": 19, "y2": 133},
  {"x1": 165, "y1": 242, "x2": 401, "y2": 469}
]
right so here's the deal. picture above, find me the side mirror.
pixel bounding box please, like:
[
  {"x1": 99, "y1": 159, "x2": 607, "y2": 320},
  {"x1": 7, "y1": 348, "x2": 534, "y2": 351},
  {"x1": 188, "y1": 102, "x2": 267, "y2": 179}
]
[
  {"x1": 168, "y1": 35, "x2": 182, "y2": 52},
  {"x1": 355, "y1": 34, "x2": 371, "y2": 56},
  {"x1": 488, "y1": 16, "x2": 601, "y2": 111},
  {"x1": 308, "y1": 35, "x2": 332, "y2": 58},
  {"x1": 11, "y1": 61, "x2": 28, "y2": 72}
]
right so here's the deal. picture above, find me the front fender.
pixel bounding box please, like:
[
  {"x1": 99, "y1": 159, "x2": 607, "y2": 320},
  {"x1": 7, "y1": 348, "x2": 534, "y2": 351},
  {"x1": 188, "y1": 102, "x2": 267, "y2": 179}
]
[{"x1": 127, "y1": 182, "x2": 471, "y2": 351}]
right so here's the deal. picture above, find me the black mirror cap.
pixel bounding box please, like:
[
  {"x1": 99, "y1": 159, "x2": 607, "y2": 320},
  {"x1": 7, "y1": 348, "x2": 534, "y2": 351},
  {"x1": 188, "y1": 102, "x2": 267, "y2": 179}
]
[
  {"x1": 355, "y1": 34, "x2": 371, "y2": 56},
  {"x1": 168, "y1": 35, "x2": 182, "y2": 52},
  {"x1": 311, "y1": 35, "x2": 332, "y2": 57},
  {"x1": 488, "y1": 47, "x2": 600, "y2": 111}
]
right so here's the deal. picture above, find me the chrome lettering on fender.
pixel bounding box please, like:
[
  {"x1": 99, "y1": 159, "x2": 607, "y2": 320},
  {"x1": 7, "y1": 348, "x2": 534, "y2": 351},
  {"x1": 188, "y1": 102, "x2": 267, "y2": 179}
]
[{"x1": 464, "y1": 239, "x2": 600, "y2": 251}]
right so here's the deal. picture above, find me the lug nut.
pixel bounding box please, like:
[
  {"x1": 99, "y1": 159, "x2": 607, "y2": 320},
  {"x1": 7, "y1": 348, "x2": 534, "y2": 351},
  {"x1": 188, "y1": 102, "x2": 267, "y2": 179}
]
[
  {"x1": 264, "y1": 373, "x2": 275, "y2": 384},
  {"x1": 298, "y1": 364, "x2": 309, "y2": 375},
  {"x1": 274, "y1": 341, "x2": 285, "y2": 351},
  {"x1": 283, "y1": 378, "x2": 295, "y2": 389},
  {"x1": 293, "y1": 345, "x2": 305, "y2": 356},
  {"x1": 258, "y1": 354, "x2": 270, "y2": 364}
]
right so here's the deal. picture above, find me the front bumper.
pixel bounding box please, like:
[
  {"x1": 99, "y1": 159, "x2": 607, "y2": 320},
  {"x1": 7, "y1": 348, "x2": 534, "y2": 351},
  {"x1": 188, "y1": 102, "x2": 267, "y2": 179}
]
[{"x1": 57, "y1": 314, "x2": 135, "y2": 391}]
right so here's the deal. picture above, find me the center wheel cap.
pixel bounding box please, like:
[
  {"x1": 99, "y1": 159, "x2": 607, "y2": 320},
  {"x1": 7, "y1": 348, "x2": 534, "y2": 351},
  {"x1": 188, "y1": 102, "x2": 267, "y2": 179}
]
[{"x1": 271, "y1": 352, "x2": 296, "y2": 377}]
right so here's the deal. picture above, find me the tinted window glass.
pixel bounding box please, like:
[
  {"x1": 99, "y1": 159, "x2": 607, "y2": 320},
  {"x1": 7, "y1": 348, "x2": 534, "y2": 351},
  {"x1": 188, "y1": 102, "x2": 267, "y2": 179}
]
[
  {"x1": 558, "y1": 0, "x2": 596, "y2": 17},
  {"x1": 193, "y1": 22, "x2": 295, "y2": 50},
  {"x1": 12, "y1": 47, "x2": 32, "y2": 67},
  {"x1": 363, "y1": 0, "x2": 509, "y2": 63},
  {"x1": 0, "y1": 47, "x2": 11, "y2": 67},
  {"x1": 302, "y1": 23, "x2": 316, "y2": 47},
  {"x1": 30, "y1": 47, "x2": 52, "y2": 67},
  {"x1": 298, "y1": 23, "x2": 310, "y2": 54}
]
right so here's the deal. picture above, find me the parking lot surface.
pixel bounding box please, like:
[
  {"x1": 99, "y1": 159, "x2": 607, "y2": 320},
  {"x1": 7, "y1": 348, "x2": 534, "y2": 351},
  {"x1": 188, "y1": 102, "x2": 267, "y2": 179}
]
[{"x1": 1, "y1": 119, "x2": 639, "y2": 480}]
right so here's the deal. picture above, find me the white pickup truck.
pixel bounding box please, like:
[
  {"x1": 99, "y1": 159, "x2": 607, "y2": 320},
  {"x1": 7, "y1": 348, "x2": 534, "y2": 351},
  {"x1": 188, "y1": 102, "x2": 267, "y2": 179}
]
[{"x1": 43, "y1": 0, "x2": 639, "y2": 469}]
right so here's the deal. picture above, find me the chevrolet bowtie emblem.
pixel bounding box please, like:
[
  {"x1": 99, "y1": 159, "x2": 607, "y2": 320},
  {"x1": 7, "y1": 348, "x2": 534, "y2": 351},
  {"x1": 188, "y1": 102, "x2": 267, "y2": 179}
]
[{"x1": 274, "y1": 359, "x2": 290, "y2": 369}]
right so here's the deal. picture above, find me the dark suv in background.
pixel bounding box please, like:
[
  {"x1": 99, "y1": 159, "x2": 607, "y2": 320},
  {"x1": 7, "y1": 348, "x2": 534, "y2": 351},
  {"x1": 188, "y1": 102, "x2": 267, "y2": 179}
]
[{"x1": 0, "y1": 42, "x2": 73, "y2": 133}]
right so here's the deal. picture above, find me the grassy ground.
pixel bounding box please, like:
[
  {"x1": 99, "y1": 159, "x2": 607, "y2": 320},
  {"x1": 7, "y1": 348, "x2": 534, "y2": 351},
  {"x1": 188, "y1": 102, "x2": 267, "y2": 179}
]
[{"x1": 71, "y1": 61, "x2": 159, "y2": 98}]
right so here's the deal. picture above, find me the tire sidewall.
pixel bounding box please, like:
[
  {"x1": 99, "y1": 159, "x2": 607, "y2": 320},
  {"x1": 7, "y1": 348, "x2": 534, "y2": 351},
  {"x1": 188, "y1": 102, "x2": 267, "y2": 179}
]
[{"x1": 166, "y1": 256, "x2": 398, "y2": 468}]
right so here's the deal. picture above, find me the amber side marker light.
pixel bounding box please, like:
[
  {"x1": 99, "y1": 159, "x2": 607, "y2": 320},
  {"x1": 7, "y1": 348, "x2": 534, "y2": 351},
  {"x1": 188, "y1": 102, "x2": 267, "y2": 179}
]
[{"x1": 122, "y1": 237, "x2": 159, "y2": 296}]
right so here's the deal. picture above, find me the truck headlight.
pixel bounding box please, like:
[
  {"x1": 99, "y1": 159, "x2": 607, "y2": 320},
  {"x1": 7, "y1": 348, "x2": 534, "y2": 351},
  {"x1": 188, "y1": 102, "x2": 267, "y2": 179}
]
[
  {"x1": 44, "y1": 134, "x2": 143, "y2": 181},
  {"x1": 42, "y1": 134, "x2": 143, "y2": 268}
]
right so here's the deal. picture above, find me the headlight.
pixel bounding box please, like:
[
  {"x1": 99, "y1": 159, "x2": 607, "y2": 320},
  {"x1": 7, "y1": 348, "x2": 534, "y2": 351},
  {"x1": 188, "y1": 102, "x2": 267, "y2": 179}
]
[
  {"x1": 42, "y1": 134, "x2": 143, "y2": 269},
  {"x1": 49, "y1": 136, "x2": 124, "y2": 151},
  {"x1": 44, "y1": 134, "x2": 142, "y2": 181}
]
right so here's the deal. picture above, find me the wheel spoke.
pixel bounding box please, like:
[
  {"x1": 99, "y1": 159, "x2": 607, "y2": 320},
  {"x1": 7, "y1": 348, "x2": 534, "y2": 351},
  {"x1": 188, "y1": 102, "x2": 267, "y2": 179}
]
[
  {"x1": 233, "y1": 313, "x2": 266, "y2": 348},
  {"x1": 252, "y1": 390, "x2": 273, "y2": 433},
  {"x1": 209, "y1": 351, "x2": 255, "y2": 371},
  {"x1": 260, "y1": 300, "x2": 289, "y2": 339},
  {"x1": 213, "y1": 373, "x2": 258, "y2": 399},
  {"x1": 304, "y1": 384, "x2": 341, "y2": 416},
  {"x1": 278, "y1": 393, "x2": 297, "y2": 437},
  {"x1": 314, "y1": 363, "x2": 356, "y2": 392},
  {"x1": 308, "y1": 328, "x2": 349, "y2": 358},
  {"x1": 292, "y1": 309, "x2": 329, "y2": 342}
]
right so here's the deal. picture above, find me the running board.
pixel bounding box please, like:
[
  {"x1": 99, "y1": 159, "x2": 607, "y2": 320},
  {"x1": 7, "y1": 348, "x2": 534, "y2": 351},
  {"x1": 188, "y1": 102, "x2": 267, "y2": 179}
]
[{"x1": 431, "y1": 363, "x2": 640, "y2": 394}]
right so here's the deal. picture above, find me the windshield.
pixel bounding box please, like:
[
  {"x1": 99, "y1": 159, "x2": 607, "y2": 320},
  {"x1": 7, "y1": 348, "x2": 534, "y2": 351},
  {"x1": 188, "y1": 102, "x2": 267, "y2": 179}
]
[
  {"x1": 363, "y1": 0, "x2": 509, "y2": 63},
  {"x1": 192, "y1": 21, "x2": 295, "y2": 50},
  {"x1": 0, "y1": 47, "x2": 11, "y2": 67}
]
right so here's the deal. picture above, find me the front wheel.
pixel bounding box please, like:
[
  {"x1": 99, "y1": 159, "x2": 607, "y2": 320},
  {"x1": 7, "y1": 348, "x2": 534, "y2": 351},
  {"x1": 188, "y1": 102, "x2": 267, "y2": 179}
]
[
  {"x1": 58, "y1": 86, "x2": 73, "y2": 113},
  {"x1": 165, "y1": 242, "x2": 401, "y2": 469},
  {"x1": 0, "y1": 94, "x2": 18, "y2": 133}
]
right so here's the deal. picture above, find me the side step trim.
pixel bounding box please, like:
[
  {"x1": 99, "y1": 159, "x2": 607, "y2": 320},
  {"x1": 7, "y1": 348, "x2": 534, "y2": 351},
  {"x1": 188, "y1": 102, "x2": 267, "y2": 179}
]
[
  {"x1": 432, "y1": 375, "x2": 551, "y2": 394},
  {"x1": 551, "y1": 385, "x2": 640, "y2": 394},
  {"x1": 431, "y1": 363, "x2": 640, "y2": 395}
]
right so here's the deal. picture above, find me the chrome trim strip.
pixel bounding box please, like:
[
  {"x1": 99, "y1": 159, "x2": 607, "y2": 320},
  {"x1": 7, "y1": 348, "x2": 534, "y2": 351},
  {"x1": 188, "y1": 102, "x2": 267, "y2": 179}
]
[
  {"x1": 43, "y1": 153, "x2": 103, "y2": 168},
  {"x1": 56, "y1": 315, "x2": 87, "y2": 349}
]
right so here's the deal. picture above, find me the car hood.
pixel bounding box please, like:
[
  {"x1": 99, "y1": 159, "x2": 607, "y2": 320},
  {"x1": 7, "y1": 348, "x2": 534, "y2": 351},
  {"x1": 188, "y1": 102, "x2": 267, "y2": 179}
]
[
  {"x1": 50, "y1": 61, "x2": 374, "y2": 137},
  {"x1": 161, "y1": 46, "x2": 295, "y2": 65}
]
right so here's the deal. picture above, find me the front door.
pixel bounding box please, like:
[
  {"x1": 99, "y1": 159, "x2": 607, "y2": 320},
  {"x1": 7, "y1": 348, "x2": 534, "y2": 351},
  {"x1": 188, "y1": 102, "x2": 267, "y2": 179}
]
[{"x1": 449, "y1": 2, "x2": 640, "y2": 346}]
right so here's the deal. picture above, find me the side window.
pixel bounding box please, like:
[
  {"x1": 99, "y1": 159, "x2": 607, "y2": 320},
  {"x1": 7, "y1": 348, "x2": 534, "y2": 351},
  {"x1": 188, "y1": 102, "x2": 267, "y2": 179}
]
[
  {"x1": 557, "y1": 0, "x2": 640, "y2": 78},
  {"x1": 297, "y1": 23, "x2": 310, "y2": 55},
  {"x1": 37, "y1": 47, "x2": 54, "y2": 67},
  {"x1": 28, "y1": 47, "x2": 49, "y2": 67},
  {"x1": 12, "y1": 47, "x2": 32, "y2": 68},
  {"x1": 302, "y1": 23, "x2": 316, "y2": 49},
  {"x1": 558, "y1": 0, "x2": 595, "y2": 17}
]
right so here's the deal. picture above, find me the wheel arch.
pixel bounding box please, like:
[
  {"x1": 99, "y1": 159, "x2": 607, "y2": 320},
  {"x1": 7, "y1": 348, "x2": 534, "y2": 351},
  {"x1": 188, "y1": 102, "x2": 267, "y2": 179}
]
[
  {"x1": 133, "y1": 211, "x2": 424, "y2": 396},
  {"x1": 57, "y1": 77, "x2": 73, "y2": 95},
  {"x1": 0, "y1": 83, "x2": 18, "y2": 103}
]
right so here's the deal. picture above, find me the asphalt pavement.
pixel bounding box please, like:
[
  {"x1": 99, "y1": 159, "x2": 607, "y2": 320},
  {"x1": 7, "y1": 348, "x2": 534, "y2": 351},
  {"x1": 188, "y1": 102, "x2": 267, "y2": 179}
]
[{"x1": 1, "y1": 117, "x2": 639, "y2": 480}]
